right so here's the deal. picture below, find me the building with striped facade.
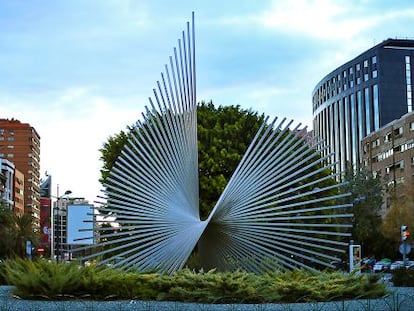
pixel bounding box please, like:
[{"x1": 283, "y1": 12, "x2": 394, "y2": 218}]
[{"x1": 312, "y1": 39, "x2": 414, "y2": 173}]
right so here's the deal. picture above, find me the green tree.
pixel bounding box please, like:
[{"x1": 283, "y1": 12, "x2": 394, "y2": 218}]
[
  {"x1": 381, "y1": 182, "x2": 414, "y2": 253},
  {"x1": 0, "y1": 203, "x2": 39, "y2": 259},
  {"x1": 343, "y1": 169, "x2": 386, "y2": 258},
  {"x1": 99, "y1": 101, "x2": 265, "y2": 219},
  {"x1": 197, "y1": 102, "x2": 265, "y2": 218},
  {"x1": 99, "y1": 129, "x2": 131, "y2": 185},
  {"x1": 0, "y1": 203, "x2": 15, "y2": 258}
]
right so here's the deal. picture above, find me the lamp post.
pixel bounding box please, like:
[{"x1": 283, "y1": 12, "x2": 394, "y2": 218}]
[{"x1": 54, "y1": 189, "x2": 72, "y2": 262}]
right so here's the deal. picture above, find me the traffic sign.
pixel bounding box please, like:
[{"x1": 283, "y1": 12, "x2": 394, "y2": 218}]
[
  {"x1": 399, "y1": 243, "x2": 411, "y2": 255},
  {"x1": 36, "y1": 247, "x2": 45, "y2": 254}
]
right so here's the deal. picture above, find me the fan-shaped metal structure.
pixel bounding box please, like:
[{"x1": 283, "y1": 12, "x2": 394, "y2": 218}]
[{"x1": 76, "y1": 13, "x2": 352, "y2": 273}]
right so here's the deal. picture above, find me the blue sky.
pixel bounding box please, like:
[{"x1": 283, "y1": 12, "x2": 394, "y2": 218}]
[{"x1": 1, "y1": 0, "x2": 414, "y2": 203}]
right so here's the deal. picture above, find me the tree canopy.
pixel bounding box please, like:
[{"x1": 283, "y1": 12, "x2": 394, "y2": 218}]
[
  {"x1": 382, "y1": 182, "x2": 414, "y2": 252},
  {"x1": 99, "y1": 101, "x2": 337, "y2": 220},
  {"x1": 342, "y1": 169, "x2": 389, "y2": 258},
  {"x1": 0, "y1": 202, "x2": 39, "y2": 259},
  {"x1": 100, "y1": 101, "x2": 265, "y2": 219}
]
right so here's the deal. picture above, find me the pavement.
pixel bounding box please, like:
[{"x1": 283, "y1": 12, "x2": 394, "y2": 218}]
[{"x1": 0, "y1": 285, "x2": 414, "y2": 311}]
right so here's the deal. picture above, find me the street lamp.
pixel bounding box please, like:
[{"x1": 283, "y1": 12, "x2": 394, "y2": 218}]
[{"x1": 54, "y1": 189, "x2": 72, "y2": 262}]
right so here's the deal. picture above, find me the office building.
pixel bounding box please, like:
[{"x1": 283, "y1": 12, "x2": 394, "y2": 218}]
[
  {"x1": 312, "y1": 39, "x2": 414, "y2": 173},
  {"x1": 361, "y1": 112, "x2": 414, "y2": 214},
  {"x1": 0, "y1": 119, "x2": 41, "y2": 223},
  {"x1": 53, "y1": 197, "x2": 94, "y2": 261}
]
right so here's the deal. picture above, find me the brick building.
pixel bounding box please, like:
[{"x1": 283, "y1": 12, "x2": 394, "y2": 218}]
[
  {"x1": 0, "y1": 119, "x2": 41, "y2": 224},
  {"x1": 361, "y1": 112, "x2": 414, "y2": 214}
]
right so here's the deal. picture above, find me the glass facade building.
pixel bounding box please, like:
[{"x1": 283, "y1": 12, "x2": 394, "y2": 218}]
[{"x1": 313, "y1": 39, "x2": 414, "y2": 173}]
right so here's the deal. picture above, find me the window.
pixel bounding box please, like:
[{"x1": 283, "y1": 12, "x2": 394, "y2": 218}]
[
  {"x1": 396, "y1": 177, "x2": 405, "y2": 184},
  {"x1": 372, "y1": 70, "x2": 378, "y2": 78},
  {"x1": 384, "y1": 132, "x2": 392, "y2": 142},
  {"x1": 372, "y1": 138, "x2": 380, "y2": 148},
  {"x1": 372, "y1": 55, "x2": 377, "y2": 64},
  {"x1": 406, "y1": 55, "x2": 412, "y2": 112},
  {"x1": 393, "y1": 161, "x2": 404, "y2": 170},
  {"x1": 364, "y1": 60, "x2": 369, "y2": 67},
  {"x1": 7, "y1": 145, "x2": 14, "y2": 149},
  {"x1": 377, "y1": 149, "x2": 393, "y2": 161},
  {"x1": 356, "y1": 64, "x2": 361, "y2": 71},
  {"x1": 402, "y1": 140, "x2": 414, "y2": 151},
  {"x1": 364, "y1": 73, "x2": 369, "y2": 81},
  {"x1": 7, "y1": 154, "x2": 14, "y2": 158},
  {"x1": 411, "y1": 156, "x2": 414, "y2": 165},
  {"x1": 394, "y1": 126, "x2": 403, "y2": 137},
  {"x1": 7, "y1": 136, "x2": 14, "y2": 141},
  {"x1": 411, "y1": 122, "x2": 414, "y2": 131},
  {"x1": 373, "y1": 170, "x2": 381, "y2": 178}
]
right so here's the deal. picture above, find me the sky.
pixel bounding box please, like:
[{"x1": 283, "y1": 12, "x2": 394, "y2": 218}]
[{"x1": 1, "y1": 0, "x2": 414, "y2": 204}]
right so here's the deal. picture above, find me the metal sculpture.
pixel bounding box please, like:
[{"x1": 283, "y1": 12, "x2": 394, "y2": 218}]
[{"x1": 77, "y1": 13, "x2": 352, "y2": 273}]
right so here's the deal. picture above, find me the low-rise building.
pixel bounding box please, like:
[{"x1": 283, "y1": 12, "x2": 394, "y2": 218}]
[
  {"x1": 361, "y1": 112, "x2": 414, "y2": 214},
  {"x1": 0, "y1": 158, "x2": 14, "y2": 208}
]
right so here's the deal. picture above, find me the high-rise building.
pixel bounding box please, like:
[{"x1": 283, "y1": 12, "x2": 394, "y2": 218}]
[
  {"x1": 0, "y1": 119, "x2": 41, "y2": 224},
  {"x1": 312, "y1": 39, "x2": 414, "y2": 173}
]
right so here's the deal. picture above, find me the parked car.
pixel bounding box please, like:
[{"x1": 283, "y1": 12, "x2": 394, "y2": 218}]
[
  {"x1": 373, "y1": 260, "x2": 392, "y2": 272},
  {"x1": 362, "y1": 258, "x2": 376, "y2": 272},
  {"x1": 390, "y1": 261, "x2": 404, "y2": 270}
]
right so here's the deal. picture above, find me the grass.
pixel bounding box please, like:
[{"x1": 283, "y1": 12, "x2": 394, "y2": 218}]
[{"x1": 0, "y1": 258, "x2": 388, "y2": 303}]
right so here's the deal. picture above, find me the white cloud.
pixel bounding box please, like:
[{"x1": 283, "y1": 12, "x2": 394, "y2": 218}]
[
  {"x1": 216, "y1": 0, "x2": 414, "y2": 42},
  {"x1": 253, "y1": 0, "x2": 373, "y2": 39},
  {"x1": 1, "y1": 87, "x2": 144, "y2": 203},
  {"x1": 201, "y1": 82, "x2": 313, "y2": 127}
]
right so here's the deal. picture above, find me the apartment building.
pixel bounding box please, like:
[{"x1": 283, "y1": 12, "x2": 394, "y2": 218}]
[
  {"x1": 361, "y1": 112, "x2": 414, "y2": 214},
  {"x1": 0, "y1": 119, "x2": 41, "y2": 223}
]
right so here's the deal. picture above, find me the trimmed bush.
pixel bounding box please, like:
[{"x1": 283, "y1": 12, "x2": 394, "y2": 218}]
[{"x1": 1, "y1": 259, "x2": 388, "y2": 303}]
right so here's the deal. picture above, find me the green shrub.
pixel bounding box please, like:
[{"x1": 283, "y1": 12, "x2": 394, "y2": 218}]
[
  {"x1": 392, "y1": 268, "x2": 414, "y2": 287},
  {"x1": 2, "y1": 259, "x2": 388, "y2": 302}
]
